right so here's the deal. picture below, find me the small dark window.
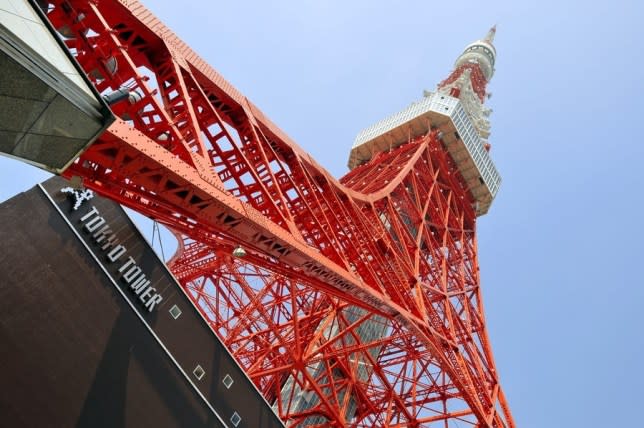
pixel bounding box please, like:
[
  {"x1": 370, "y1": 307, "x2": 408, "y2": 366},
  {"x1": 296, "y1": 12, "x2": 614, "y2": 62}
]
[
  {"x1": 231, "y1": 412, "x2": 241, "y2": 427},
  {"x1": 169, "y1": 304, "x2": 182, "y2": 319},
  {"x1": 223, "y1": 374, "x2": 234, "y2": 389},
  {"x1": 193, "y1": 365, "x2": 205, "y2": 380}
]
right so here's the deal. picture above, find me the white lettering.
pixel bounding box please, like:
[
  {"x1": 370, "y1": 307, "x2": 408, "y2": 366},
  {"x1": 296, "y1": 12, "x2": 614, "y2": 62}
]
[
  {"x1": 132, "y1": 279, "x2": 150, "y2": 295},
  {"x1": 93, "y1": 225, "x2": 111, "y2": 241},
  {"x1": 130, "y1": 276, "x2": 150, "y2": 294},
  {"x1": 130, "y1": 275, "x2": 147, "y2": 291},
  {"x1": 67, "y1": 196, "x2": 164, "y2": 312},
  {"x1": 139, "y1": 287, "x2": 154, "y2": 303},
  {"x1": 98, "y1": 233, "x2": 119, "y2": 251},
  {"x1": 118, "y1": 257, "x2": 136, "y2": 272},
  {"x1": 79, "y1": 206, "x2": 99, "y2": 222},
  {"x1": 145, "y1": 294, "x2": 163, "y2": 312},
  {"x1": 93, "y1": 225, "x2": 118, "y2": 249},
  {"x1": 107, "y1": 245, "x2": 127, "y2": 262},
  {"x1": 123, "y1": 266, "x2": 142, "y2": 283},
  {"x1": 84, "y1": 216, "x2": 106, "y2": 233}
]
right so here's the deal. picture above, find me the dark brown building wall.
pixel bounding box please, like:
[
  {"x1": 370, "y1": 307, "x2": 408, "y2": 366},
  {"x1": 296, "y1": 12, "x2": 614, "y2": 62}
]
[{"x1": 0, "y1": 178, "x2": 283, "y2": 428}]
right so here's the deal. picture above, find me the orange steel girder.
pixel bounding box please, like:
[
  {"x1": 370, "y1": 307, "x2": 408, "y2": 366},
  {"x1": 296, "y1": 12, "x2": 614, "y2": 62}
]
[{"x1": 44, "y1": 1, "x2": 514, "y2": 426}]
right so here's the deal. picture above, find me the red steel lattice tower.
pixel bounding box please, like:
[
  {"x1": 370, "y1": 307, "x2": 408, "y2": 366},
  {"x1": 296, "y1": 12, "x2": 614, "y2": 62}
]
[{"x1": 39, "y1": 1, "x2": 514, "y2": 426}]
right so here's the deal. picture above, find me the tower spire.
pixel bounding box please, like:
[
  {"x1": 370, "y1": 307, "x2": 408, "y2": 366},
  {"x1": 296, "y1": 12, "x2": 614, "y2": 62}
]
[
  {"x1": 484, "y1": 24, "x2": 497, "y2": 43},
  {"x1": 434, "y1": 27, "x2": 498, "y2": 140},
  {"x1": 452, "y1": 26, "x2": 497, "y2": 82}
]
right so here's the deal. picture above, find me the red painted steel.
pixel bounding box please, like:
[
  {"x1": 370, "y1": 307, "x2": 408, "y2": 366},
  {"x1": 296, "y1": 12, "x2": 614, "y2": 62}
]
[{"x1": 44, "y1": 1, "x2": 514, "y2": 426}]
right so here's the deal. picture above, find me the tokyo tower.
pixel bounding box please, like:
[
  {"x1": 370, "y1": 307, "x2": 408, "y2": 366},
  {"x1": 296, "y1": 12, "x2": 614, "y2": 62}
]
[{"x1": 6, "y1": 1, "x2": 514, "y2": 426}]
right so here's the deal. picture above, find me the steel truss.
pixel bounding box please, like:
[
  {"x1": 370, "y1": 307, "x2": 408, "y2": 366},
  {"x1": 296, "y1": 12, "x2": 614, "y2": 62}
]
[{"x1": 44, "y1": 1, "x2": 514, "y2": 426}]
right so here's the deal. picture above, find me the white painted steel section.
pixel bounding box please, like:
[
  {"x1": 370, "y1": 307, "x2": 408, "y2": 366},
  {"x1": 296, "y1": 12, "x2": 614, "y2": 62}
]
[
  {"x1": 0, "y1": 0, "x2": 93, "y2": 95},
  {"x1": 352, "y1": 95, "x2": 458, "y2": 149},
  {"x1": 451, "y1": 102, "x2": 501, "y2": 197},
  {"x1": 349, "y1": 92, "x2": 501, "y2": 216}
]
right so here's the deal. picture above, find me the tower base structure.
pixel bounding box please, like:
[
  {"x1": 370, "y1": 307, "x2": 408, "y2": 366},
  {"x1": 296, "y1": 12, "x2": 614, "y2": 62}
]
[{"x1": 0, "y1": 177, "x2": 283, "y2": 428}]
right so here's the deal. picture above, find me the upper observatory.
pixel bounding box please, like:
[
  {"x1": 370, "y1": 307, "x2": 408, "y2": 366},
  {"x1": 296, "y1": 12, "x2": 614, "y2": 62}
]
[
  {"x1": 348, "y1": 27, "x2": 501, "y2": 216},
  {"x1": 454, "y1": 25, "x2": 497, "y2": 81}
]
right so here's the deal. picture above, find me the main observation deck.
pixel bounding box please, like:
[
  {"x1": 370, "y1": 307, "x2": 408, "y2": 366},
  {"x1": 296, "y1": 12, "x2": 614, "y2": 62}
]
[{"x1": 348, "y1": 92, "x2": 501, "y2": 216}]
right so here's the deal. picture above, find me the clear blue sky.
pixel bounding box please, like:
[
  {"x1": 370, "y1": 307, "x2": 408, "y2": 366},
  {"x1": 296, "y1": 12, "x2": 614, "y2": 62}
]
[{"x1": 1, "y1": 1, "x2": 643, "y2": 426}]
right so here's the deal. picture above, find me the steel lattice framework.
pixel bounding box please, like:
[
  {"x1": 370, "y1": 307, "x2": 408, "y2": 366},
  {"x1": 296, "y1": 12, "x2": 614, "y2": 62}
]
[{"x1": 42, "y1": 1, "x2": 514, "y2": 426}]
